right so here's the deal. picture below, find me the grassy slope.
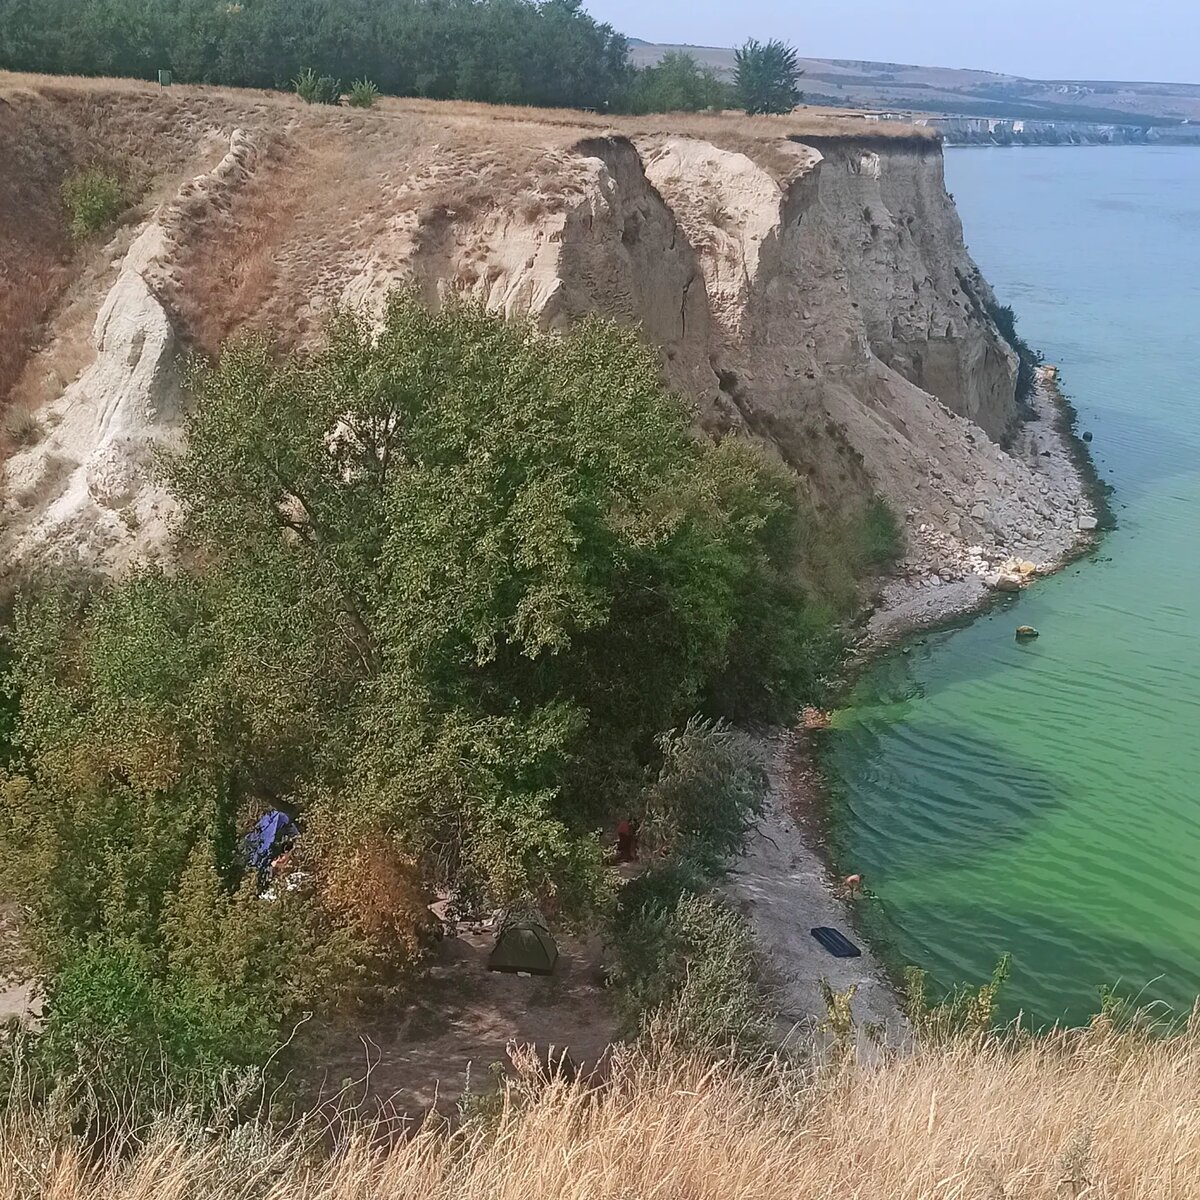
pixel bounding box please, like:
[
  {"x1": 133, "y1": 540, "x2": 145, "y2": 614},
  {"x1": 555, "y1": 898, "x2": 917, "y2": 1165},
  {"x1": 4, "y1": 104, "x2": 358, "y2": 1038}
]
[{"x1": 3, "y1": 1022, "x2": 1198, "y2": 1198}]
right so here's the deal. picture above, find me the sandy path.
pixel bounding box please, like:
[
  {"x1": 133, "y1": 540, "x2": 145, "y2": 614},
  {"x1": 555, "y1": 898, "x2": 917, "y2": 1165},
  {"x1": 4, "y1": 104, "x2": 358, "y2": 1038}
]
[{"x1": 726, "y1": 734, "x2": 905, "y2": 1044}]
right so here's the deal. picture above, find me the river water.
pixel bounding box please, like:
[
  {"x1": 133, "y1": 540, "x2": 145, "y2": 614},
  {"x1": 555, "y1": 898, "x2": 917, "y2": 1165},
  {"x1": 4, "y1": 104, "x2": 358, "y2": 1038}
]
[{"x1": 824, "y1": 147, "x2": 1200, "y2": 1026}]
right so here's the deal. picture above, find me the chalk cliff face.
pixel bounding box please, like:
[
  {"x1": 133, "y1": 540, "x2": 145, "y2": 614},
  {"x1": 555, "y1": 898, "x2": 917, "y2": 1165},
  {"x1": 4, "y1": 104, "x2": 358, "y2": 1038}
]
[{"x1": 0, "y1": 88, "x2": 1082, "y2": 581}]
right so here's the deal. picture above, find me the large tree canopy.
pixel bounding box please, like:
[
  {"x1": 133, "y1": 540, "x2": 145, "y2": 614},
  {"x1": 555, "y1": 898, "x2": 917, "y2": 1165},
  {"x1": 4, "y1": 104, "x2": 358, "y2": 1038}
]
[{"x1": 1, "y1": 298, "x2": 831, "y2": 1001}]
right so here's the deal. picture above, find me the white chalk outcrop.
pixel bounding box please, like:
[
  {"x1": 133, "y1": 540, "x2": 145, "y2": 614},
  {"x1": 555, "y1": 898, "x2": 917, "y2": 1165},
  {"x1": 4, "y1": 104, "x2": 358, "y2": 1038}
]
[{"x1": 1, "y1": 130, "x2": 256, "y2": 574}]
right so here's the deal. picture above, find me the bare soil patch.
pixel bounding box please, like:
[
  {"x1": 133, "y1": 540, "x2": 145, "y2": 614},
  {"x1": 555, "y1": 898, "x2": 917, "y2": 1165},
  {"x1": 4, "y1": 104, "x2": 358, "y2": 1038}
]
[{"x1": 301, "y1": 925, "x2": 616, "y2": 1119}]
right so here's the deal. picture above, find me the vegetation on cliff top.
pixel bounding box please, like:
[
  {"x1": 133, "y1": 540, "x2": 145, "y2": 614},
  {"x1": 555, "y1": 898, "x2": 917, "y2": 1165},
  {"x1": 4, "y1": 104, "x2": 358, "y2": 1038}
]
[
  {"x1": 735, "y1": 39, "x2": 805, "y2": 116},
  {"x1": 0, "y1": 0, "x2": 812, "y2": 118},
  {"x1": 0, "y1": 0, "x2": 632, "y2": 110}
]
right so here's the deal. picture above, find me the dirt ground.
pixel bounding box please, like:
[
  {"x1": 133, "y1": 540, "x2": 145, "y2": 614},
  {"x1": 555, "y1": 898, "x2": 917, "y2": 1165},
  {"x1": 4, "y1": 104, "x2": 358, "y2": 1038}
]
[
  {"x1": 1, "y1": 906, "x2": 618, "y2": 1120},
  {"x1": 299, "y1": 922, "x2": 618, "y2": 1120}
]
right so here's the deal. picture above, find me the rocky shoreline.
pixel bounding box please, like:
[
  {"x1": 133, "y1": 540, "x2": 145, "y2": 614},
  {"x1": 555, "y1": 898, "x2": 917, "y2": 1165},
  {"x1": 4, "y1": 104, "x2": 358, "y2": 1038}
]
[
  {"x1": 731, "y1": 363, "x2": 1100, "y2": 1035},
  {"x1": 863, "y1": 365, "x2": 1098, "y2": 649}
]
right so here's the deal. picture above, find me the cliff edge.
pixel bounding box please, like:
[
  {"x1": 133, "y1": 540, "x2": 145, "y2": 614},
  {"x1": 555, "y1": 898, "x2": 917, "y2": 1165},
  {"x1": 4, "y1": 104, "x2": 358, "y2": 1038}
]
[{"x1": 0, "y1": 79, "x2": 1091, "y2": 588}]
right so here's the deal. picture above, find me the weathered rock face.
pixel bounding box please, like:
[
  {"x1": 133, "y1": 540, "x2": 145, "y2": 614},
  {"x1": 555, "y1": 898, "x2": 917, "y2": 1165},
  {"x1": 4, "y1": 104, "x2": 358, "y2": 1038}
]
[
  {"x1": 797, "y1": 138, "x2": 1018, "y2": 441},
  {"x1": 1, "y1": 100, "x2": 1077, "y2": 579}
]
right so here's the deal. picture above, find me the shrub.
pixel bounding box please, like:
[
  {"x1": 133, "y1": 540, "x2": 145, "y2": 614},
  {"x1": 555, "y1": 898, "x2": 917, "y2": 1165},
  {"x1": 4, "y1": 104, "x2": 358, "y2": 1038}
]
[
  {"x1": 33, "y1": 936, "x2": 276, "y2": 1132},
  {"x1": 855, "y1": 495, "x2": 904, "y2": 571},
  {"x1": 903, "y1": 954, "x2": 1012, "y2": 1044},
  {"x1": 651, "y1": 894, "x2": 773, "y2": 1054},
  {"x1": 640, "y1": 717, "x2": 766, "y2": 871},
  {"x1": 986, "y1": 299, "x2": 1043, "y2": 409},
  {"x1": 2, "y1": 405, "x2": 41, "y2": 448},
  {"x1": 347, "y1": 78, "x2": 380, "y2": 108},
  {"x1": 605, "y1": 719, "x2": 776, "y2": 1056},
  {"x1": 61, "y1": 168, "x2": 123, "y2": 240},
  {"x1": 610, "y1": 877, "x2": 773, "y2": 1054},
  {"x1": 293, "y1": 68, "x2": 343, "y2": 105}
]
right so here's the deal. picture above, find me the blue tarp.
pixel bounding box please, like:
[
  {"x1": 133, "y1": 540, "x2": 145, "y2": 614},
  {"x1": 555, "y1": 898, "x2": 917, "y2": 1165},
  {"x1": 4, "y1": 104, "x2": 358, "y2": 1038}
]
[{"x1": 245, "y1": 809, "x2": 294, "y2": 869}]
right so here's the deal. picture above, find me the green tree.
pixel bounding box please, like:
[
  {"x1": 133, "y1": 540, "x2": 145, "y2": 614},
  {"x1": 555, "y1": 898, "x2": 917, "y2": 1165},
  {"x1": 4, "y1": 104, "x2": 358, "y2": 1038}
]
[
  {"x1": 624, "y1": 51, "x2": 730, "y2": 114},
  {"x1": 1, "y1": 296, "x2": 829, "y2": 1054},
  {"x1": 734, "y1": 38, "x2": 803, "y2": 116},
  {"x1": 167, "y1": 295, "x2": 818, "y2": 907}
]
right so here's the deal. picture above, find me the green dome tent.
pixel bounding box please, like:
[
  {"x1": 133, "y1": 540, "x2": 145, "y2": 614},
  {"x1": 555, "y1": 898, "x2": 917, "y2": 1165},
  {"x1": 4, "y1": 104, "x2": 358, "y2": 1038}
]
[{"x1": 488, "y1": 917, "x2": 559, "y2": 976}]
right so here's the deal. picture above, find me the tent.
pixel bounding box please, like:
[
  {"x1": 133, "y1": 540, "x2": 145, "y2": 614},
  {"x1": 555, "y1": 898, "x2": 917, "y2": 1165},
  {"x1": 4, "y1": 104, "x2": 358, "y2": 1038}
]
[
  {"x1": 245, "y1": 809, "x2": 296, "y2": 869},
  {"x1": 488, "y1": 918, "x2": 559, "y2": 976}
]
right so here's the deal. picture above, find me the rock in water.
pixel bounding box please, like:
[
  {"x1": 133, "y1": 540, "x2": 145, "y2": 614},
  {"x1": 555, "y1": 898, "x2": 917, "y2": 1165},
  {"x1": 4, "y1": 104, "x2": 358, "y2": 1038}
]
[{"x1": 1015, "y1": 625, "x2": 1040, "y2": 640}]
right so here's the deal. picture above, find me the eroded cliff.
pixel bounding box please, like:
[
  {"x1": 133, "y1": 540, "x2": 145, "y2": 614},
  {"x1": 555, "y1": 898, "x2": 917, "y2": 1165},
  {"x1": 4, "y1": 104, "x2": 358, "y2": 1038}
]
[{"x1": 0, "y1": 80, "x2": 1090, "y2": 589}]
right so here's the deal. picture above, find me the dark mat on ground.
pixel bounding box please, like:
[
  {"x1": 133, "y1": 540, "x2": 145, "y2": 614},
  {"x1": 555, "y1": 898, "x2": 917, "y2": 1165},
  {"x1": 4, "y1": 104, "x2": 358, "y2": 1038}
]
[{"x1": 810, "y1": 926, "x2": 862, "y2": 958}]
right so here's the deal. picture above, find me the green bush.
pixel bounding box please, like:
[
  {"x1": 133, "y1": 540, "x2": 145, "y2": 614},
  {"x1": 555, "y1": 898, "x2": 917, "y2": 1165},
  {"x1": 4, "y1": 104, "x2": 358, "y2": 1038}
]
[
  {"x1": 293, "y1": 68, "x2": 343, "y2": 105},
  {"x1": 621, "y1": 51, "x2": 730, "y2": 114},
  {"x1": 34, "y1": 937, "x2": 276, "y2": 1131},
  {"x1": 61, "y1": 168, "x2": 123, "y2": 240},
  {"x1": 986, "y1": 300, "x2": 1043, "y2": 409},
  {"x1": 347, "y1": 78, "x2": 380, "y2": 108},
  {"x1": 604, "y1": 720, "x2": 777, "y2": 1056},
  {"x1": 640, "y1": 718, "x2": 766, "y2": 872},
  {"x1": 855, "y1": 495, "x2": 904, "y2": 571},
  {"x1": 609, "y1": 873, "x2": 773, "y2": 1054}
]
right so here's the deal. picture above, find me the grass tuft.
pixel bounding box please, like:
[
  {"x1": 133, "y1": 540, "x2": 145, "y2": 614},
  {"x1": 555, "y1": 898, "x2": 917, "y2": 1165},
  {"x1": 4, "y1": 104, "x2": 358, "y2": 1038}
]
[
  {"x1": 348, "y1": 78, "x2": 380, "y2": 109},
  {"x1": 61, "y1": 167, "x2": 123, "y2": 240}
]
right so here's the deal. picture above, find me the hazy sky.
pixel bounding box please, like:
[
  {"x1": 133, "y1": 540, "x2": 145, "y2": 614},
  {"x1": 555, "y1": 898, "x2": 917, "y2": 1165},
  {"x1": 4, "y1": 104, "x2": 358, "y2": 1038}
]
[{"x1": 582, "y1": 0, "x2": 1199, "y2": 85}]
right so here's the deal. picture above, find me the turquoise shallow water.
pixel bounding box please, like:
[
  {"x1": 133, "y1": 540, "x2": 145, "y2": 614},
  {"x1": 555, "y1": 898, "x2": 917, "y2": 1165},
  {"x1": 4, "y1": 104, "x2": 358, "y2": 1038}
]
[{"x1": 824, "y1": 147, "x2": 1200, "y2": 1027}]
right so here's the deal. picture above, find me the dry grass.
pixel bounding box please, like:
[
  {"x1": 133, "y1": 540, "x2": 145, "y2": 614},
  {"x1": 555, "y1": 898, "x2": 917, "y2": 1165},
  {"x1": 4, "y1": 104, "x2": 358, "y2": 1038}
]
[
  {"x1": 0, "y1": 92, "x2": 75, "y2": 407},
  {"x1": 0, "y1": 69, "x2": 935, "y2": 138},
  {"x1": 168, "y1": 142, "x2": 303, "y2": 356},
  {"x1": 375, "y1": 93, "x2": 938, "y2": 141},
  {"x1": 3, "y1": 1020, "x2": 1199, "y2": 1199}
]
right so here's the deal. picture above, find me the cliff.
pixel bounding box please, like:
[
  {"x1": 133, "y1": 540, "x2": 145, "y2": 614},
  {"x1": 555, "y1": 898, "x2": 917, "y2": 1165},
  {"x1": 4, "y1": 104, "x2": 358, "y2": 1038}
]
[{"x1": 0, "y1": 79, "x2": 1088, "y2": 587}]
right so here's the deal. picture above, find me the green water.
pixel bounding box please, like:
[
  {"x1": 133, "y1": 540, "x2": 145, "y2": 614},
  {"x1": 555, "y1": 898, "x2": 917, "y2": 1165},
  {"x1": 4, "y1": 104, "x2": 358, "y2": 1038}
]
[{"x1": 825, "y1": 147, "x2": 1200, "y2": 1027}]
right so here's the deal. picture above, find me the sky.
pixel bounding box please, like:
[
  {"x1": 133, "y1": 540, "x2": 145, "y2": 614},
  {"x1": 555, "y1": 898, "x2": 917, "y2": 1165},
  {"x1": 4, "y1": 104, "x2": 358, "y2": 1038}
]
[{"x1": 581, "y1": 0, "x2": 1200, "y2": 85}]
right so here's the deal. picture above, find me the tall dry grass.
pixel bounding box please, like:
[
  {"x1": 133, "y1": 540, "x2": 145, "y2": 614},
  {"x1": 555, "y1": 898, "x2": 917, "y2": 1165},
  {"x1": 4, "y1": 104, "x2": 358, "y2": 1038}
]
[{"x1": 3, "y1": 1018, "x2": 1198, "y2": 1199}]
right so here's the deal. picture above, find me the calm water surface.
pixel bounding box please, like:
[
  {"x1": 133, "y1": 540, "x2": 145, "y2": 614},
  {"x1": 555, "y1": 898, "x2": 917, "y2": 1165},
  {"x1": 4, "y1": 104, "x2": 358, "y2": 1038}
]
[{"x1": 825, "y1": 147, "x2": 1200, "y2": 1025}]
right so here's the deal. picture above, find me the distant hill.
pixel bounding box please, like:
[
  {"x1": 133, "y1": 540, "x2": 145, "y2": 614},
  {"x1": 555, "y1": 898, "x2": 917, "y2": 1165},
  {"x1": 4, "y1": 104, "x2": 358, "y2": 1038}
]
[{"x1": 630, "y1": 42, "x2": 1200, "y2": 126}]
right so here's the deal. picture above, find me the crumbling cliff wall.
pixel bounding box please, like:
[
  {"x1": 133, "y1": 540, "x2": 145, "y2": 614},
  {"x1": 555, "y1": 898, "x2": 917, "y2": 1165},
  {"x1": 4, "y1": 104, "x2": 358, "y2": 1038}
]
[{"x1": 0, "y1": 85, "x2": 1085, "y2": 583}]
